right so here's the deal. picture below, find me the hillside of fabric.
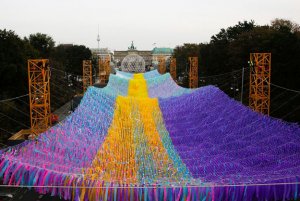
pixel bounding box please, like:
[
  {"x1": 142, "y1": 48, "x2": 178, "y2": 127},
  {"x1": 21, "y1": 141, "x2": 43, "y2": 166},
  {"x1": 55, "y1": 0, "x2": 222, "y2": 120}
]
[{"x1": 1, "y1": 71, "x2": 300, "y2": 201}]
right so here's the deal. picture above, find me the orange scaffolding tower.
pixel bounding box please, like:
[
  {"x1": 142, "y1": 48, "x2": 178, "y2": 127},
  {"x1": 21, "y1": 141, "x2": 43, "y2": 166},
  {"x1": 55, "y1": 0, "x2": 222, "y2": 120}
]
[
  {"x1": 189, "y1": 57, "x2": 198, "y2": 88},
  {"x1": 28, "y1": 59, "x2": 51, "y2": 135},
  {"x1": 249, "y1": 53, "x2": 271, "y2": 115},
  {"x1": 99, "y1": 56, "x2": 110, "y2": 84},
  {"x1": 158, "y1": 56, "x2": 166, "y2": 74},
  {"x1": 170, "y1": 57, "x2": 176, "y2": 81},
  {"x1": 82, "y1": 60, "x2": 92, "y2": 93}
]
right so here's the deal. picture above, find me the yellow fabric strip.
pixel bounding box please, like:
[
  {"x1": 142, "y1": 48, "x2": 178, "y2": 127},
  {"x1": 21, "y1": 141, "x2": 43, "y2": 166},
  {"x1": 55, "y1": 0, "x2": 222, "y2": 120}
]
[
  {"x1": 136, "y1": 98, "x2": 181, "y2": 182},
  {"x1": 85, "y1": 73, "x2": 181, "y2": 188},
  {"x1": 87, "y1": 96, "x2": 137, "y2": 184},
  {"x1": 128, "y1": 74, "x2": 181, "y2": 182},
  {"x1": 128, "y1": 73, "x2": 148, "y2": 97}
]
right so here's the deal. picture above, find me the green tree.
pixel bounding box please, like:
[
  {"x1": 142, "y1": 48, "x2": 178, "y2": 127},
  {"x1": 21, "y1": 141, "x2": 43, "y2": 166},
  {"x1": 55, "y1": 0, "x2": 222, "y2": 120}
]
[
  {"x1": 65, "y1": 45, "x2": 91, "y2": 75},
  {"x1": 49, "y1": 44, "x2": 92, "y2": 110},
  {"x1": 51, "y1": 44, "x2": 91, "y2": 75},
  {"x1": 271, "y1": 18, "x2": 300, "y2": 33},
  {"x1": 0, "y1": 29, "x2": 27, "y2": 97},
  {"x1": 173, "y1": 44, "x2": 199, "y2": 73},
  {"x1": 26, "y1": 33, "x2": 55, "y2": 58},
  {"x1": 0, "y1": 29, "x2": 31, "y2": 142},
  {"x1": 211, "y1": 20, "x2": 255, "y2": 43},
  {"x1": 209, "y1": 20, "x2": 256, "y2": 74},
  {"x1": 173, "y1": 19, "x2": 300, "y2": 122}
]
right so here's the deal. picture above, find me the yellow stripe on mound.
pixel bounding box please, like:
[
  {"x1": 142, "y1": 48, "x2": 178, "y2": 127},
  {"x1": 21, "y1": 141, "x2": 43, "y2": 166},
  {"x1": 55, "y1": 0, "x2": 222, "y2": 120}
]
[
  {"x1": 87, "y1": 96, "x2": 137, "y2": 184},
  {"x1": 85, "y1": 73, "x2": 180, "y2": 188},
  {"x1": 128, "y1": 73, "x2": 148, "y2": 97},
  {"x1": 136, "y1": 98, "x2": 180, "y2": 181},
  {"x1": 129, "y1": 74, "x2": 181, "y2": 181}
]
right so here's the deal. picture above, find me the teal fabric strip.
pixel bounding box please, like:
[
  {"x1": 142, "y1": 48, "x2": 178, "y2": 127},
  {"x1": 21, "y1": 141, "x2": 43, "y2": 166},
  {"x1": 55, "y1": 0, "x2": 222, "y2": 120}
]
[
  {"x1": 153, "y1": 105, "x2": 192, "y2": 181},
  {"x1": 132, "y1": 103, "x2": 156, "y2": 185}
]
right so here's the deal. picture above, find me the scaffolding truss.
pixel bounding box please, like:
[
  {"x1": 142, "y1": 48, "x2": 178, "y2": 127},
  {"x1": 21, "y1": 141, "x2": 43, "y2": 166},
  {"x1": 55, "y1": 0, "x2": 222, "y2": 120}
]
[
  {"x1": 249, "y1": 53, "x2": 271, "y2": 115},
  {"x1": 158, "y1": 56, "x2": 166, "y2": 74},
  {"x1": 99, "y1": 56, "x2": 110, "y2": 84},
  {"x1": 170, "y1": 58, "x2": 176, "y2": 81},
  {"x1": 82, "y1": 60, "x2": 92, "y2": 93},
  {"x1": 189, "y1": 57, "x2": 198, "y2": 88},
  {"x1": 28, "y1": 59, "x2": 51, "y2": 135}
]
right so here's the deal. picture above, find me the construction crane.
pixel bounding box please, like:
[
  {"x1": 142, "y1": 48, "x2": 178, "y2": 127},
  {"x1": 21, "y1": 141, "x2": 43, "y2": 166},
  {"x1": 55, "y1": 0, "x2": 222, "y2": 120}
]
[
  {"x1": 99, "y1": 55, "x2": 110, "y2": 84},
  {"x1": 28, "y1": 59, "x2": 51, "y2": 136},
  {"x1": 249, "y1": 53, "x2": 271, "y2": 115},
  {"x1": 158, "y1": 56, "x2": 166, "y2": 74},
  {"x1": 82, "y1": 60, "x2": 93, "y2": 93},
  {"x1": 170, "y1": 57, "x2": 176, "y2": 81},
  {"x1": 189, "y1": 57, "x2": 198, "y2": 88}
]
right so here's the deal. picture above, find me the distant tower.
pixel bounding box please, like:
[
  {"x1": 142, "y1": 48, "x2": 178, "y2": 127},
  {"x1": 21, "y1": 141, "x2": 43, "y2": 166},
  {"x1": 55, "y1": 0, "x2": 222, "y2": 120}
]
[{"x1": 97, "y1": 25, "x2": 100, "y2": 52}]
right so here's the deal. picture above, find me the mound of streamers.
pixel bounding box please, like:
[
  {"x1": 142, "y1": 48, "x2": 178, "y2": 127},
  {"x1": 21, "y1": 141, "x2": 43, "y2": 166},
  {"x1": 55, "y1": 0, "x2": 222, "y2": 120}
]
[
  {"x1": 105, "y1": 74, "x2": 129, "y2": 96},
  {"x1": 115, "y1": 70, "x2": 133, "y2": 79},
  {"x1": 0, "y1": 86, "x2": 117, "y2": 200},
  {"x1": 146, "y1": 74, "x2": 192, "y2": 98},
  {"x1": 116, "y1": 70, "x2": 160, "y2": 79},
  {"x1": 1, "y1": 70, "x2": 300, "y2": 201},
  {"x1": 159, "y1": 85, "x2": 300, "y2": 200}
]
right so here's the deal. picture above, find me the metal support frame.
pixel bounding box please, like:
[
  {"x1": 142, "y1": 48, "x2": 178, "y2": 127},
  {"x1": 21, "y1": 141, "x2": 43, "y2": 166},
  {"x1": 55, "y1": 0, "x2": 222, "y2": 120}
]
[
  {"x1": 189, "y1": 57, "x2": 198, "y2": 88},
  {"x1": 28, "y1": 59, "x2": 51, "y2": 135},
  {"x1": 249, "y1": 53, "x2": 271, "y2": 115},
  {"x1": 158, "y1": 56, "x2": 166, "y2": 74},
  {"x1": 82, "y1": 60, "x2": 92, "y2": 93},
  {"x1": 170, "y1": 58, "x2": 176, "y2": 81},
  {"x1": 99, "y1": 56, "x2": 110, "y2": 84}
]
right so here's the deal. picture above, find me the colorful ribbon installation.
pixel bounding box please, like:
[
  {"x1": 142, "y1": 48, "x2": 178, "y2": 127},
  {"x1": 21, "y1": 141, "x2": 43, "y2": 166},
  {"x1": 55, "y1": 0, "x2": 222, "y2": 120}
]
[{"x1": 1, "y1": 69, "x2": 300, "y2": 200}]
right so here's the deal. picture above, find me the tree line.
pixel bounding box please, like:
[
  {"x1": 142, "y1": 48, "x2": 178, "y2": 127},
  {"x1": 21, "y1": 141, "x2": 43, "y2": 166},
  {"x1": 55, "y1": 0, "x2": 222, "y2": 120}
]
[
  {"x1": 173, "y1": 19, "x2": 300, "y2": 123},
  {"x1": 0, "y1": 30, "x2": 91, "y2": 143}
]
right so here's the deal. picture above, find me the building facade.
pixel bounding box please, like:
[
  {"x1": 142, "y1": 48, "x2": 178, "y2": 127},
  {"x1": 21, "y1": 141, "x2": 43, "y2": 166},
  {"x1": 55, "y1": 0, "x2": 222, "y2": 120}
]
[
  {"x1": 114, "y1": 42, "x2": 152, "y2": 67},
  {"x1": 112, "y1": 42, "x2": 174, "y2": 71},
  {"x1": 151, "y1": 47, "x2": 173, "y2": 66},
  {"x1": 91, "y1": 48, "x2": 113, "y2": 62}
]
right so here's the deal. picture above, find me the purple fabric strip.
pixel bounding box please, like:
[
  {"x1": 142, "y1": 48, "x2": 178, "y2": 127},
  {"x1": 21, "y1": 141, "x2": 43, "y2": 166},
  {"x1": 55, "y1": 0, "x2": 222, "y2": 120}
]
[
  {"x1": 159, "y1": 85, "x2": 300, "y2": 200},
  {"x1": 0, "y1": 87, "x2": 116, "y2": 176}
]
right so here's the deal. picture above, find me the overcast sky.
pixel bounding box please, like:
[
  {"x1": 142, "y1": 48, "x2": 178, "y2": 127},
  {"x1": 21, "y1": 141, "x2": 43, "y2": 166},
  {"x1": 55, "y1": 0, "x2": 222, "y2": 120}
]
[{"x1": 1, "y1": 0, "x2": 299, "y2": 50}]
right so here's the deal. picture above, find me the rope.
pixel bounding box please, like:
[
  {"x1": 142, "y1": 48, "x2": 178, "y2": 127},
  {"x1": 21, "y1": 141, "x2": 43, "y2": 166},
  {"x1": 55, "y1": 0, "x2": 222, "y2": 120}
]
[
  {"x1": 271, "y1": 83, "x2": 300, "y2": 93},
  {"x1": 281, "y1": 104, "x2": 300, "y2": 120},
  {"x1": 50, "y1": 67, "x2": 83, "y2": 78},
  {"x1": 0, "y1": 94, "x2": 28, "y2": 103},
  {"x1": 0, "y1": 127, "x2": 14, "y2": 135},
  {"x1": 1, "y1": 102, "x2": 30, "y2": 118},
  {"x1": 270, "y1": 93, "x2": 300, "y2": 115},
  {"x1": 0, "y1": 181, "x2": 299, "y2": 189},
  {"x1": 0, "y1": 142, "x2": 8, "y2": 147},
  {"x1": 0, "y1": 112, "x2": 30, "y2": 129},
  {"x1": 199, "y1": 67, "x2": 249, "y2": 79}
]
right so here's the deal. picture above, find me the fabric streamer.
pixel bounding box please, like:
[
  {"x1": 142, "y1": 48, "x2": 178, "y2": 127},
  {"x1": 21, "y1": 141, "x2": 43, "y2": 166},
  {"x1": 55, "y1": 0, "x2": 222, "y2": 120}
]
[{"x1": 1, "y1": 71, "x2": 300, "y2": 201}]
